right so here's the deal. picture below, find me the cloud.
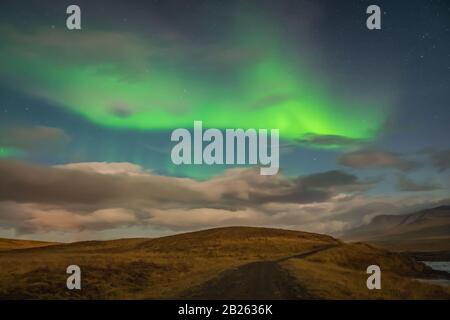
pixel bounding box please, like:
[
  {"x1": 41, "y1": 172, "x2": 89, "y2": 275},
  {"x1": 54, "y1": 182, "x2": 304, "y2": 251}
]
[
  {"x1": 396, "y1": 174, "x2": 442, "y2": 192},
  {"x1": 0, "y1": 25, "x2": 262, "y2": 82},
  {"x1": 429, "y1": 149, "x2": 450, "y2": 172},
  {"x1": 0, "y1": 126, "x2": 70, "y2": 153},
  {"x1": 198, "y1": 168, "x2": 374, "y2": 206},
  {"x1": 0, "y1": 160, "x2": 371, "y2": 207},
  {"x1": 0, "y1": 26, "x2": 151, "y2": 75},
  {"x1": 0, "y1": 202, "x2": 136, "y2": 234},
  {"x1": 338, "y1": 149, "x2": 420, "y2": 171},
  {"x1": 0, "y1": 160, "x2": 377, "y2": 236},
  {"x1": 0, "y1": 160, "x2": 204, "y2": 206},
  {"x1": 110, "y1": 103, "x2": 135, "y2": 118},
  {"x1": 53, "y1": 162, "x2": 150, "y2": 176},
  {"x1": 145, "y1": 207, "x2": 263, "y2": 230},
  {"x1": 1, "y1": 160, "x2": 446, "y2": 240}
]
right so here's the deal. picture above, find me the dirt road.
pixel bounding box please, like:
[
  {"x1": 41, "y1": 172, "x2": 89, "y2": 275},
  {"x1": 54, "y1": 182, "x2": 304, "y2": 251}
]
[{"x1": 181, "y1": 245, "x2": 336, "y2": 299}]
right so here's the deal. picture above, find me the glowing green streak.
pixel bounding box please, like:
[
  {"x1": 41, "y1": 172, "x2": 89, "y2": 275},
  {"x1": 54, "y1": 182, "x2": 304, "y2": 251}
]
[
  {"x1": 0, "y1": 147, "x2": 21, "y2": 158},
  {"x1": 0, "y1": 17, "x2": 387, "y2": 144}
]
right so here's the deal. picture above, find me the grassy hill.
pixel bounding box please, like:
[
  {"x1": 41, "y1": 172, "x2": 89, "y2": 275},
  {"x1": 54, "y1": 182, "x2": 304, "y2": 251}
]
[
  {"x1": 0, "y1": 227, "x2": 448, "y2": 299},
  {"x1": 0, "y1": 238, "x2": 58, "y2": 251},
  {"x1": 282, "y1": 242, "x2": 449, "y2": 299}
]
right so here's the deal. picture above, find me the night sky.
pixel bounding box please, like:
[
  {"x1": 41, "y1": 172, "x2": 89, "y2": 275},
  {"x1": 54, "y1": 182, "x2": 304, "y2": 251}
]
[{"x1": 0, "y1": 0, "x2": 449, "y2": 241}]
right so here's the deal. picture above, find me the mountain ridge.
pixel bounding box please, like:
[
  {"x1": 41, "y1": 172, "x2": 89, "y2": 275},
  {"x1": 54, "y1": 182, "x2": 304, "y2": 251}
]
[{"x1": 342, "y1": 205, "x2": 450, "y2": 251}]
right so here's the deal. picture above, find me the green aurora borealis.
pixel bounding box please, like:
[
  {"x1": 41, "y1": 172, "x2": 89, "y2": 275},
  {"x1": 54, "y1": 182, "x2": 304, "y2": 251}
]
[
  {"x1": 0, "y1": 16, "x2": 386, "y2": 144},
  {"x1": 0, "y1": 0, "x2": 449, "y2": 242},
  {"x1": 0, "y1": 147, "x2": 20, "y2": 158}
]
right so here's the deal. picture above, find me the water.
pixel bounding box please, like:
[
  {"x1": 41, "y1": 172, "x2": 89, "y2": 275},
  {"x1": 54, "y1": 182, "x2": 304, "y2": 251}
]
[
  {"x1": 417, "y1": 261, "x2": 450, "y2": 286},
  {"x1": 422, "y1": 261, "x2": 450, "y2": 273}
]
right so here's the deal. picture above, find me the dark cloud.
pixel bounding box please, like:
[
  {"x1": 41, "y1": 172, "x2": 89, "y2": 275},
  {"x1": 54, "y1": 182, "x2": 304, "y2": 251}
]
[
  {"x1": 0, "y1": 126, "x2": 70, "y2": 152},
  {"x1": 0, "y1": 160, "x2": 446, "y2": 239},
  {"x1": 429, "y1": 149, "x2": 450, "y2": 172},
  {"x1": 0, "y1": 160, "x2": 204, "y2": 206},
  {"x1": 396, "y1": 174, "x2": 442, "y2": 192},
  {"x1": 110, "y1": 103, "x2": 134, "y2": 118},
  {"x1": 205, "y1": 168, "x2": 374, "y2": 206},
  {"x1": 0, "y1": 160, "x2": 376, "y2": 235},
  {"x1": 300, "y1": 170, "x2": 359, "y2": 188},
  {"x1": 0, "y1": 161, "x2": 370, "y2": 207},
  {"x1": 338, "y1": 149, "x2": 420, "y2": 171},
  {"x1": 257, "y1": 170, "x2": 374, "y2": 204},
  {"x1": 262, "y1": 171, "x2": 373, "y2": 204}
]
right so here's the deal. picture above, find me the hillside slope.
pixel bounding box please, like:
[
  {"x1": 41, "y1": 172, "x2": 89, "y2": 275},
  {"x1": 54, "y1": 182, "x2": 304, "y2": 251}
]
[
  {"x1": 0, "y1": 238, "x2": 58, "y2": 251},
  {"x1": 0, "y1": 227, "x2": 448, "y2": 299}
]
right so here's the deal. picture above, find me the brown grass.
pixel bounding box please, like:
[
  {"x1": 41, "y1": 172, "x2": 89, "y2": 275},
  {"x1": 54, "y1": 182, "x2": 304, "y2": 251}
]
[
  {"x1": 0, "y1": 227, "x2": 448, "y2": 299},
  {"x1": 281, "y1": 243, "x2": 450, "y2": 299},
  {"x1": 0, "y1": 238, "x2": 58, "y2": 251},
  {"x1": 0, "y1": 227, "x2": 338, "y2": 299}
]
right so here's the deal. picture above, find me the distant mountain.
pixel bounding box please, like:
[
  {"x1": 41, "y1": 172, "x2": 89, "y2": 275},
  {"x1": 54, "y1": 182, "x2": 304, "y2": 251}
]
[{"x1": 342, "y1": 205, "x2": 450, "y2": 251}]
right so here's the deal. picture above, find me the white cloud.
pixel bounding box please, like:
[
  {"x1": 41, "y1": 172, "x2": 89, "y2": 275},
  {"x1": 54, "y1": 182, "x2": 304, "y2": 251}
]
[{"x1": 0, "y1": 160, "x2": 447, "y2": 240}]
